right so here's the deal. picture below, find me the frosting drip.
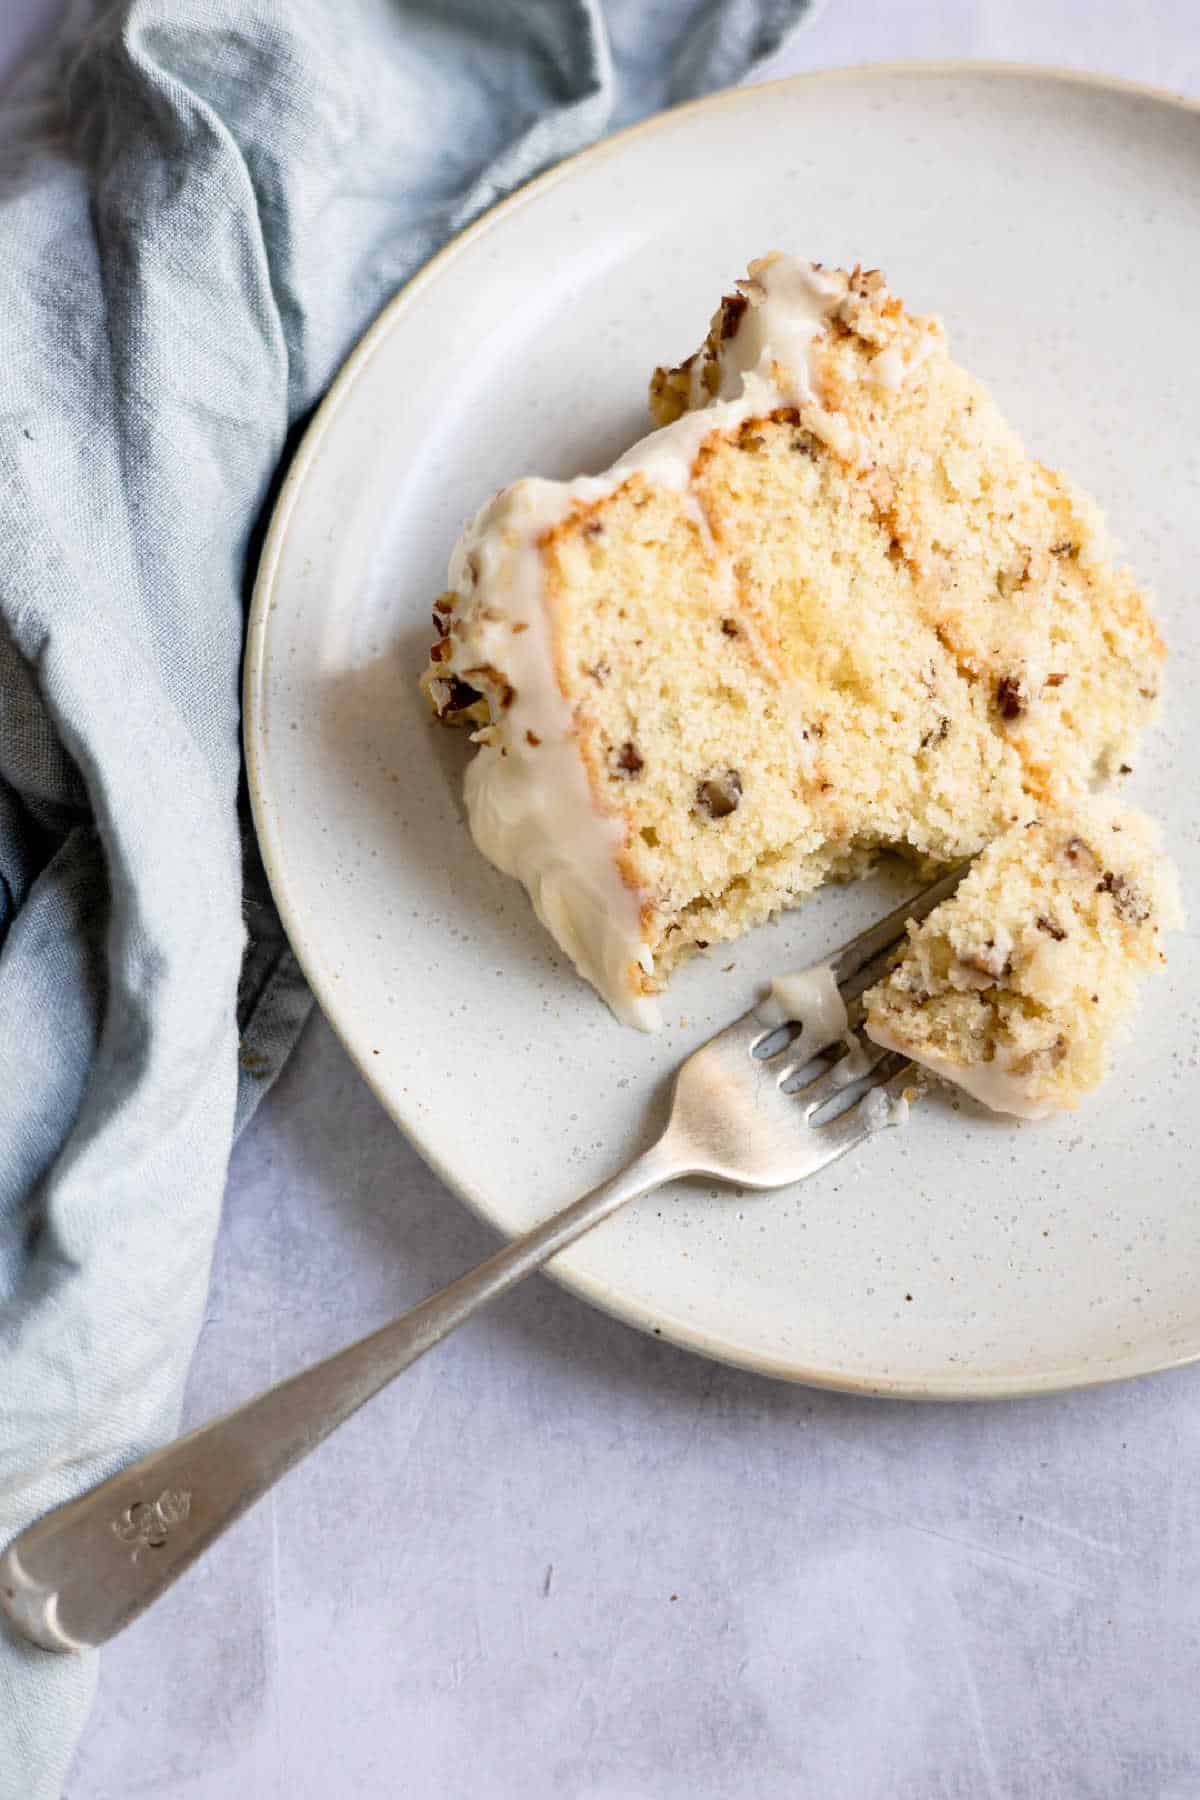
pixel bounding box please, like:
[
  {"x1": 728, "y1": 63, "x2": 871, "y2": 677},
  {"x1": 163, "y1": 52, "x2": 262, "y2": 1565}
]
[
  {"x1": 863, "y1": 1019, "x2": 1054, "y2": 1120},
  {"x1": 759, "y1": 964, "x2": 849, "y2": 1053},
  {"x1": 440, "y1": 484, "x2": 656, "y2": 1028}
]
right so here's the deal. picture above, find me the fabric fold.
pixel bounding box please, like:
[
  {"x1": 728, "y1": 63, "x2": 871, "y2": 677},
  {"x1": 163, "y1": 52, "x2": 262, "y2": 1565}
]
[{"x1": 0, "y1": 2, "x2": 815, "y2": 1791}]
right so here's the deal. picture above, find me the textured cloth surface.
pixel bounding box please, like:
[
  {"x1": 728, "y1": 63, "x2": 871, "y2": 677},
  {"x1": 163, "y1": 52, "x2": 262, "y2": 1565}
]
[{"x1": 0, "y1": 1, "x2": 814, "y2": 1792}]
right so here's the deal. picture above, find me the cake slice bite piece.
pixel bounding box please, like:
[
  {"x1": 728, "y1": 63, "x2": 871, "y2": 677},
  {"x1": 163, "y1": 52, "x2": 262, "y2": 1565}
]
[{"x1": 862, "y1": 801, "x2": 1182, "y2": 1118}]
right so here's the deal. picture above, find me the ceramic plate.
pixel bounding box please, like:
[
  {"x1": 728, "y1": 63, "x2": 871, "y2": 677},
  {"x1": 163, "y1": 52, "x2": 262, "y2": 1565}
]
[{"x1": 245, "y1": 65, "x2": 1200, "y2": 1398}]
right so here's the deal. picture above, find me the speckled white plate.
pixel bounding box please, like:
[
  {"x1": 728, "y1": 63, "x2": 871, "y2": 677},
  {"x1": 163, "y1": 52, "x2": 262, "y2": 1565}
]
[{"x1": 246, "y1": 65, "x2": 1200, "y2": 1398}]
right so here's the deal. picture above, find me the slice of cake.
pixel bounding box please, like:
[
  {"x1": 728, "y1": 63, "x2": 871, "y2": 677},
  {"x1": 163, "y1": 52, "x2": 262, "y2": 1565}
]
[
  {"x1": 422, "y1": 255, "x2": 1165, "y2": 1028},
  {"x1": 863, "y1": 802, "x2": 1181, "y2": 1117}
]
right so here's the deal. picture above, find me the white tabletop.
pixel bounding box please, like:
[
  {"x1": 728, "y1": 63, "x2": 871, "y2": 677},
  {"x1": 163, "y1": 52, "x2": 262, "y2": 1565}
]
[{"x1": 4, "y1": 4, "x2": 1198, "y2": 1796}]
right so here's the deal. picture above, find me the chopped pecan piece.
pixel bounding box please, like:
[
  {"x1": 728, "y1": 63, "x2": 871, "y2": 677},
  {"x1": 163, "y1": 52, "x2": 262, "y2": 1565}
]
[
  {"x1": 718, "y1": 292, "x2": 749, "y2": 341},
  {"x1": 1096, "y1": 871, "x2": 1151, "y2": 924},
  {"x1": 696, "y1": 770, "x2": 742, "y2": 819},
  {"x1": 463, "y1": 664, "x2": 514, "y2": 710},
  {"x1": 996, "y1": 674, "x2": 1025, "y2": 720},
  {"x1": 429, "y1": 674, "x2": 485, "y2": 721}
]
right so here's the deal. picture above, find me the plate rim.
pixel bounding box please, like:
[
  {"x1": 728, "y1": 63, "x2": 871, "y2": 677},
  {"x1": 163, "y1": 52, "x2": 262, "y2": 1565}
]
[{"x1": 245, "y1": 61, "x2": 1200, "y2": 1401}]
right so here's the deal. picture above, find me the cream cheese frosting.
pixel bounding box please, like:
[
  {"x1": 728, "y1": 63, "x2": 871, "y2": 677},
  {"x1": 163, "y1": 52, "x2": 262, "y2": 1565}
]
[
  {"x1": 691, "y1": 257, "x2": 859, "y2": 457},
  {"x1": 859, "y1": 1082, "x2": 912, "y2": 1132},
  {"x1": 429, "y1": 256, "x2": 911, "y2": 1028},
  {"x1": 760, "y1": 966, "x2": 912, "y2": 1126},
  {"x1": 444, "y1": 483, "x2": 658, "y2": 1027},
  {"x1": 863, "y1": 1018, "x2": 1054, "y2": 1120},
  {"x1": 759, "y1": 965, "x2": 849, "y2": 1051}
]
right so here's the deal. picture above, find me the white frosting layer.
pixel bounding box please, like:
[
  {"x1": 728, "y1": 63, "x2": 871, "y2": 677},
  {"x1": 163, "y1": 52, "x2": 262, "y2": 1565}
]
[
  {"x1": 759, "y1": 964, "x2": 849, "y2": 1049},
  {"x1": 863, "y1": 1019, "x2": 1054, "y2": 1120},
  {"x1": 433, "y1": 257, "x2": 900, "y2": 1027},
  {"x1": 859, "y1": 1083, "x2": 911, "y2": 1132},
  {"x1": 759, "y1": 967, "x2": 912, "y2": 1130},
  {"x1": 694, "y1": 257, "x2": 859, "y2": 457},
  {"x1": 444, "y1": 484, "x2": 658, "y2": 1028}
]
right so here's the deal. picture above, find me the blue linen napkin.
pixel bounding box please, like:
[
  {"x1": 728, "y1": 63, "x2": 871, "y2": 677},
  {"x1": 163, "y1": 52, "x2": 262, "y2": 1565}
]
[{"x1": 0, "y1": 0, "x2": 815, "y2": 1790}]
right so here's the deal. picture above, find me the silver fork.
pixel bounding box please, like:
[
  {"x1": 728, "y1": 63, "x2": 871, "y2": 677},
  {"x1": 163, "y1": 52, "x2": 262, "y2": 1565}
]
[{"x1": 0, "y1": 864, "x2": 967, "y2": 1656}]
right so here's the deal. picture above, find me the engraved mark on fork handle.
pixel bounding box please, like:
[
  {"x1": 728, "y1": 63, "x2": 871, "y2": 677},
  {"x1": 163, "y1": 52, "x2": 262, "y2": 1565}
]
[{"x1": 111, "y1": 1489, "x2": 192, "y2": 1564}]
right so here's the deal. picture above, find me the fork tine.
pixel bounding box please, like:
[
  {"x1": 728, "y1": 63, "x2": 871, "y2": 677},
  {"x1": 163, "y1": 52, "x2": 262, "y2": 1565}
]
[
  {"x1": 830, "y1": 859, "x2": 974, "y2": 991},
  {"x1": 803, "y1": 1055, "x2": 916, "y2": 1170},
  {"x1": 721, "y1": 860, "x2": 973, "y2": 1062},
  {"x1": 781, "y1": 1034, "x2": 890, "y2": 1109}
]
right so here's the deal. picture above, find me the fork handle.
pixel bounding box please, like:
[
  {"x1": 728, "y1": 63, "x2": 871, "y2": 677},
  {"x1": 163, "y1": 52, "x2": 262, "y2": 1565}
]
[{"x1": 0, "y1": 1137, "x2": 685, "y2": 1655}]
